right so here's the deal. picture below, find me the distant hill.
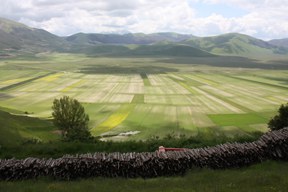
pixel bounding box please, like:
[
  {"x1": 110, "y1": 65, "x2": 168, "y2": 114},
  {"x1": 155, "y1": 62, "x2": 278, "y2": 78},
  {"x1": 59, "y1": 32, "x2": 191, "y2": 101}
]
[
  {"x1": 0, "y1": 18, "x2": 24, "y2": 50},
  {"x1": 183, "y1": 33, "x2": 288, "y2": 58},
  {"x1": 0, "y1": 17, "x2": 69, "y2": 53},
  {"x1": 69, "y1": 44, "x2": 131, "y2": 55},
  {"x1": 73, "y1": 43, "x2": 214, "y2": 57},
  {"x1": 126, "y1": 44, "x2": 214, "y2": 57},
  {"x1": 269, "y1": 38, "x2": 288, "y2": 48},
  {"x1": 1, "y1": 17, "x2": 288, "y2": 59},
  {"x1": 66, "y1": 33, "x2": 209, "y2": 57},
  {"x1": 66, "y1": 32, "x2": 194, "y2": 45}
]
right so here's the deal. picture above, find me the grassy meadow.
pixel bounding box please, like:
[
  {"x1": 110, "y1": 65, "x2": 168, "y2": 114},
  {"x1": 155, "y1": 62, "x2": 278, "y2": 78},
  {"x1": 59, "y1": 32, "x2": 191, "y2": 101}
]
[{"x1": 1, "y1": 53, "x2": 288, "y2": 143}]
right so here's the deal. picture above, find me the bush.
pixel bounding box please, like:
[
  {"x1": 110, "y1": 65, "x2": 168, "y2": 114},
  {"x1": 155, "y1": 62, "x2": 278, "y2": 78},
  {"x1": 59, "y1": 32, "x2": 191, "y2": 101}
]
[{"x1": 268, "y1": 103, "x2": 288, "y2": 131}]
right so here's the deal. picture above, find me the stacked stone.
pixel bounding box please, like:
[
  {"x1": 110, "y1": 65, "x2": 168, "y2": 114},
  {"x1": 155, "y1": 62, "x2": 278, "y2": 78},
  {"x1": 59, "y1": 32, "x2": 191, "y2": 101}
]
[{"x1": 1, "y1": 128, "x2": 288, "y2": 180}]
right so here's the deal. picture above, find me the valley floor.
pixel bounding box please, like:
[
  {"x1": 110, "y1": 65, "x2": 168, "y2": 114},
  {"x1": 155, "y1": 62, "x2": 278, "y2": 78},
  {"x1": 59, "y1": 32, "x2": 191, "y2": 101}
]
[
  {"x1": 1, "y1": 54, "x2": 288, "y2": 142},
  {"x1": 1, "y1": 54, "x2": 288, "y2": 191}
]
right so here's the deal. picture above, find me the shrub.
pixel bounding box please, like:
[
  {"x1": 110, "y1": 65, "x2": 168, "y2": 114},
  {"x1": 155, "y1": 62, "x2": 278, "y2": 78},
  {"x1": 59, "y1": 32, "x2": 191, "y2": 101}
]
[{"x1": 268, "y1": 103, "x2": 288, "y2": 131}]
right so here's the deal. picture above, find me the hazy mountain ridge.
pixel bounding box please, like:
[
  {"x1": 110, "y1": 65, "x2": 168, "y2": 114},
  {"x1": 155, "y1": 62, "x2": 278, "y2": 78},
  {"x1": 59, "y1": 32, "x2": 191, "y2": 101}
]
[
  {"x1": 69, "y1": 43, "x2": 214, "y2": 57},
  {"x1": 182, "y1": 33, "x2": 288, "y2": 58},
  {"x1": 1, "y1": 17, "x2": 288, "y2": 58},
  {"x1": 65, "y1": 32, "x2": 194, "y2": 45},
  {"x1": 269, "y1": 38, "x2": 288, "y2": 48}
]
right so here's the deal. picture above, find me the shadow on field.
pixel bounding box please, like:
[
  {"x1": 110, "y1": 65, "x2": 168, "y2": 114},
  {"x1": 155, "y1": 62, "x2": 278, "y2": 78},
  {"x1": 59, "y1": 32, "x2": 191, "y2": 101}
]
[
  {"x1": 269, "y1": 59, "x2": 288, "y2": 65},
  {"x1": 79, "y1": 65, "x2": 178, "y2": 74},
  {"x1": 157, "y1": 56, "x2": 288, "y2": 70},
  {"x1": 0, "y1": 93, "x2": 14, "y2": 100},
  {"x1": 265, "y1": 76, "x2": 288, "y2": 85}
]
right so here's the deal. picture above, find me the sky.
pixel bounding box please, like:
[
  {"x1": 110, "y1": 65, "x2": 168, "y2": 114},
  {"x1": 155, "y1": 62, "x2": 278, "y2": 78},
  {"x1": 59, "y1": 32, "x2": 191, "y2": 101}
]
[{"x1": 1, "y1": 0, "x2": 288, "y2": 40}]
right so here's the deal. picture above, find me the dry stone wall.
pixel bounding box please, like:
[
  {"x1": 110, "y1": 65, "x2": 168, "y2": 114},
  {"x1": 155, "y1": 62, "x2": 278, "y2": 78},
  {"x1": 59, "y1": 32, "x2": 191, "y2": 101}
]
[{"x1": 1, "y1": 128, "x2": 288, "y2": 180}]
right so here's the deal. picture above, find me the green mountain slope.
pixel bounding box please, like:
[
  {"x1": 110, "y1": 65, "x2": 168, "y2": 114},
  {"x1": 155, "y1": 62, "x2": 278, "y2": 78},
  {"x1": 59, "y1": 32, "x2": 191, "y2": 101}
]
[
  {"x1": 77, "y1": 43, "x2": 214, "y2": 57},
  {"x1": 128, "y1": 44, "x2": 214, "y2": 57},
  {"x1": 66, "y1": 32, "x2": 194, "y2": 45},
  {"x1": 183, "y1": 33, "x2": 288, "y2": 58},
  {"x1": 0, "y1": 17, "x2": 69, "y2": 53},
  {"x1": 0, "y1": 18, "x2": 24, "y2": 50}
]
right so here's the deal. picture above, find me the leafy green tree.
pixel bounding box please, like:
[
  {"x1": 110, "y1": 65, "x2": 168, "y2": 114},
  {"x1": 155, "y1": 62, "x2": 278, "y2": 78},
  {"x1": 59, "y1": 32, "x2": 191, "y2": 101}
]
[
  {"x1": 268, "y1": 103, "x2": 288, "y2": 131},
  {"x1": 52, "y1": 96, "x2": 91, "y2": 141}
]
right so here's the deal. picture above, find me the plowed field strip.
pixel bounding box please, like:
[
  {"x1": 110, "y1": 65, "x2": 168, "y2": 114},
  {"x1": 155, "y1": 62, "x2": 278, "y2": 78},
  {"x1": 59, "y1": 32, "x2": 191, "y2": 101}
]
[
  {"x1": 195, "y1": 86, "x2": 252, "y2": 113},
  {"x1": 0, "y1": 72, "x2": 54, "y2": 91},
  {"x1": 131, "y1": 94, "x2": 144, "y2": 103},
  {"x1": 229, "y1": 76, "x2": 288, "y2": 90},
  {"x1": 140, "y1": 73, "x2": 151, "y2": 86},
  {"x1": 168, "y1": 76, "x2": 199, "y2": 95},
  {"x1": 61, "y1": 79, "x2": 85, "y2": 92}
]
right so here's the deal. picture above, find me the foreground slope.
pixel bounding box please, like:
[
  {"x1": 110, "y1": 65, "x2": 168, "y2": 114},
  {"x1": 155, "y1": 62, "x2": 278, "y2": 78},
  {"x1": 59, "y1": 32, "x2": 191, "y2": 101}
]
[{"x1": 0, "y1": 108, "x2": 58, "y2": 146}]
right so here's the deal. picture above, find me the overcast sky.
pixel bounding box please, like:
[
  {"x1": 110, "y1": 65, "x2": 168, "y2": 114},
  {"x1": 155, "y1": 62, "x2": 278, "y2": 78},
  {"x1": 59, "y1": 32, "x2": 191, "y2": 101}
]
[{"x1": 1, "y1": 0, "x2": 288, "y2": 40}]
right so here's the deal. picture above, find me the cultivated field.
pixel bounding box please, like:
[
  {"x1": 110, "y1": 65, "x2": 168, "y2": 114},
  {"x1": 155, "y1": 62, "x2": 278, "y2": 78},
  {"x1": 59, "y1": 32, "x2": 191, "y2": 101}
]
[{"x1": 1, "y1": 53, "x2": 288, "y2": 141}]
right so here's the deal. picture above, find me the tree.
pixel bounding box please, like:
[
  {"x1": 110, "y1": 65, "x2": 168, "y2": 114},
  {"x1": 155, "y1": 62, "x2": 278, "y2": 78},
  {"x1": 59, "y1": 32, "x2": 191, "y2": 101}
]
[
  {"x1": 52, "y1": 96, "x2": 91, "y2": 141},
  {"x1": 268, "y1": 103, "x2": 288, "y2": 131}
]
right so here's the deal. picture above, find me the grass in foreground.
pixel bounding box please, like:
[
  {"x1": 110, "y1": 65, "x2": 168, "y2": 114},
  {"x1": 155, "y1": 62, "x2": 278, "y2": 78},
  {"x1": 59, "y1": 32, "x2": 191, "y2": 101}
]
[{"x1": 0, "y1": 161, "x2": 287, "y2": 192}]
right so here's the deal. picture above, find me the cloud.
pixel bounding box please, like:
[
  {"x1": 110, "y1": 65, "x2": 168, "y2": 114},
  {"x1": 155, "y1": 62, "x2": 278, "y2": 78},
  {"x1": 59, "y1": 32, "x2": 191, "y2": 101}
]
[
  {"x1": 201, "y1": 0, "x2": 288, "y2": 10},
  {"x1": 0, "y1": 0, "x2": 288, "y2": 39},
  {"x1": 189, "y1": 0, "x2": 288, "y2": 39}
]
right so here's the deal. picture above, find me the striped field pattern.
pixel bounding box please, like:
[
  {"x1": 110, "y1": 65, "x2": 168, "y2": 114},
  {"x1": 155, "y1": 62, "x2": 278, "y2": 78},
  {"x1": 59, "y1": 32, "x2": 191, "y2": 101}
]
[{"x1": 1, "y1": 55, "x2": 288, "y2": 140}]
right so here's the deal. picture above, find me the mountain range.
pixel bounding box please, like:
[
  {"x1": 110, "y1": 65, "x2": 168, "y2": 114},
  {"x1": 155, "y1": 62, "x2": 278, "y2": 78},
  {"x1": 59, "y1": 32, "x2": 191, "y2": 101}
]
[
  {"x1": 0, "y1": 17, "x2": 68, "y2": 53},
  {"x1": 1, "y1": 17, "x2": 288, "y2": 59}
]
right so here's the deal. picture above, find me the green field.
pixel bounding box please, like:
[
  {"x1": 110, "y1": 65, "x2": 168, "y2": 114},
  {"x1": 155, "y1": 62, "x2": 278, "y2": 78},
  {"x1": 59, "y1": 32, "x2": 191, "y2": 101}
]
[{"x1": 1, "y1": 53, "x2": 288, "y2": 142}]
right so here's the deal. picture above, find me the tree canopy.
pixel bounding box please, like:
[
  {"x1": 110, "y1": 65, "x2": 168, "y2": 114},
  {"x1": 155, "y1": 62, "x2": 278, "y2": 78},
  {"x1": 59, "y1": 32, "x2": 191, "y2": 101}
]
[{"x1": 52, "y1": 96, "x2": 91, "y2": 141}]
